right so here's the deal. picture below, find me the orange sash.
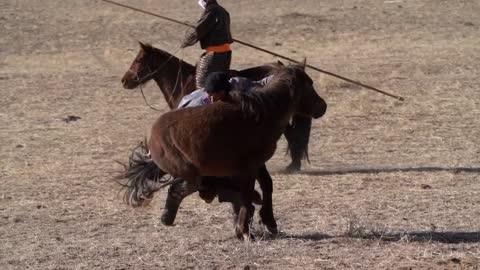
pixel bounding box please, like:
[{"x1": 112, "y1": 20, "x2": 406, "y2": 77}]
[{"x1": 206, "y1": 43, "x2": 231, "y2": 53}]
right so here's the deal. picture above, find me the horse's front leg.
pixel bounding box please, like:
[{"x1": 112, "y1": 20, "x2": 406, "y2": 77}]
[
  {"x1": 256, "y1": 165, "x2": 278, "y2": 234},
  {"x1": 160, "y1": 178, "x2": 199, "y2": 226},
  {"x1": 284, "y1": 115, "x2": 312, "y2": 172}
]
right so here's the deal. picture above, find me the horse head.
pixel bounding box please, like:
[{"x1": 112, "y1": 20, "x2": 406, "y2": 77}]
[
  {"x1": 289, "y1": 63, "x2": 327, "y2": 119},
  {"x1": 121, "y1": 42, "x2": 159, "y2": 89}
]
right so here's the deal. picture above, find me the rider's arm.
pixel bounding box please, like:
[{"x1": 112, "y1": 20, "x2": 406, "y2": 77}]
[
  {"x1": 178, "y1": 89, "x2": 211, "y2": 108},
  {"x1": 181, "y1": 9, "x2": 217, "y2": 48}
]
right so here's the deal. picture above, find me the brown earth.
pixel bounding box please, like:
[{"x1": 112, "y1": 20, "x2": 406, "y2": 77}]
[{"x1": 1, "y1": 0, "x2": 480, "y2": 269}]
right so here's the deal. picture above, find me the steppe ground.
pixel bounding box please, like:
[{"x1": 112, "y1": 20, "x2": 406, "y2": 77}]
[{"x1": 1, "y1": 0, "x2": 480, "y2": 269}]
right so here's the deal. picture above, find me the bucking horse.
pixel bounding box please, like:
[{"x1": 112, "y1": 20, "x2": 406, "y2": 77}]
[
  {"x1": 119, "y1": 42, "x2": 327, "y2": 236},
  {"x1": 120, "y1": 62, "x2": 326, "y2": 239}
]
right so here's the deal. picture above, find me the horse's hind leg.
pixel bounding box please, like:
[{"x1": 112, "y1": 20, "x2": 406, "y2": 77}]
[
  {"x1": 234, "y1": 175, "x2": 256, "y2": 241},
  {"x1": 214, "y1": 177, "x2": 259, "y2": 226},
  {"x1": 256, "y1": 165, "x2": 278, "y2": 234},
  {"x1": 161, "y1": 178, "x2": 198, "y2": 226}
]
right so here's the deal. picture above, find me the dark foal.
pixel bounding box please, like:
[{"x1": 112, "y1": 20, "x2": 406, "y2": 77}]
[
  {"x1": 122, "y1": 65, "x2": 326, "y2": 240},
  {"x1": 120, "y1": 43, "x2": 326, "y2": 232}
]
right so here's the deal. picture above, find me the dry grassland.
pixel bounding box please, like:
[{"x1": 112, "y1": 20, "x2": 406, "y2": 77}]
[{"x1": 1, "y1": 0, "x2": 480, "y2": 269}]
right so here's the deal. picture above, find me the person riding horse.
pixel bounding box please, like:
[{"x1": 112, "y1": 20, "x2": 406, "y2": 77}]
[
  {"x1": 181, "y1": 0, "x2": 233, "y2": 88},
  {"x1": 178, "y1": 71, "x2": 273, "y2": 108}
]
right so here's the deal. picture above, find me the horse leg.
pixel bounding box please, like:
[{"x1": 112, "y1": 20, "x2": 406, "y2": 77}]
[
  {"x1": 284, "y1": 115, "x2": 312, "y2": 172},
  {"x1": 214, "y1": 177, "x2": 259, "y2": 226},
  {"x1": 234, "y1": 175, "x2": 256, "y2": 241},
  {"x1": 161, "y1": 176, "x2": 261, "y2": 226},
  {"x1": 198, "y1": 176, "x2": 221, "y2": 204},
  {"x1": 256, "y1": 165, "x2": 278, "y2": 234},
  {"x1": 198, "y1": 176, "x2": 261, "y2": 206},
  {"x1": 160, "y1": 178, "x2": 198, "y2": 226}
]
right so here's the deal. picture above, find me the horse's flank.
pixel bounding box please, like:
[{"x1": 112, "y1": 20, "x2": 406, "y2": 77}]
[{"x1": 149, "y1": 68, "x2": 297, "y2": 178}]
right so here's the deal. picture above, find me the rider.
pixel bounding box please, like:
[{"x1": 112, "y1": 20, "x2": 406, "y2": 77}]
[
  {"x1": 178, "y1": 71, "x2": 274, "y2": 108},
  {"x1": 181, "y1": 0, "x2": 233, "y2": 89},
  {"x1": 204, "y1": 71, "x2": 232, "y2": 102}
]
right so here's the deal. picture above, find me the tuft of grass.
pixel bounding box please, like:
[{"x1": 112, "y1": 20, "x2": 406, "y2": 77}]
[{"x1": 344, "y1": 214, "x2": 392, "y2": 241}]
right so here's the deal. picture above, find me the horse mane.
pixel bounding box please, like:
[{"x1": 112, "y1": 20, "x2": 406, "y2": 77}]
[
  {"x1": 235, "y1": 60, "x2": 284, "y2": 80},
  {"x1": 230, "y1": 66, "x2": 296, "y2": 122}
]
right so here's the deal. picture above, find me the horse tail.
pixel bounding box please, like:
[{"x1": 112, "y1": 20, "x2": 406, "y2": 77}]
[
  {"x1": 284, "y1": 115, "x2": 312, "y2": 171},
  {"x1": 116, "y1": 141, "x2": 167, "y2": 207}
]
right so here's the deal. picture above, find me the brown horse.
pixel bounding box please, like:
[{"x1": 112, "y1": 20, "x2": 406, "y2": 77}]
[
  {"x1": 121, "y1": 42, "x2": 317, "y2": 172},
  {"x1": 120, "y1": 43, "x2": 326, "y2": 234},
  {"x1": 124, "y1": 64, "x2": 326, "y2": 239}
]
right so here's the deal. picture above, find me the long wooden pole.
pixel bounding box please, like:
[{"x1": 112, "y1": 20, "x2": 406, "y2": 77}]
[{"x1": 101, "y1": 0, "x2": 404, "y2": 101}]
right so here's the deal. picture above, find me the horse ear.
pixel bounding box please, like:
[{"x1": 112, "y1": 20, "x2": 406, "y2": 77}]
[{"x1": 138, "y1": 41, "x2": 147, "y2": 50}]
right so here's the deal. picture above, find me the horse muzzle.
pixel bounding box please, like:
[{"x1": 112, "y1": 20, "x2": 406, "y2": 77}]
[
  {"x1": 121, "y1": 78, "x2": 139, "y2": 90},
  {"x1": 312, "y1": 99, "x2": 327, "y2": 119}
]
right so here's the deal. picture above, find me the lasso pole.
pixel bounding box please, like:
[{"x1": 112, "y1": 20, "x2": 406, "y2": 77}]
[{"x1": 100, "y1": 0, "x2": 404, "y2": 101}]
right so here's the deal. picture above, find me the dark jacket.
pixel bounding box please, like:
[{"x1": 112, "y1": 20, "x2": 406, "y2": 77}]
[{"x1": 181, "y1": 1, "x2": 233, "y2": 49}]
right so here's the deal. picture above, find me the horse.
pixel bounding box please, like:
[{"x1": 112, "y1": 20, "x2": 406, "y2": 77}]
[
  {"x1": 120, "y1": 42, "x2": 327, "y2": 234},
  {"x1": 123, "y1": 64, "x2": 326, "y2": 240},
  {"x1": 121, "y1": 42, "x2": 317, "y2": 172}
]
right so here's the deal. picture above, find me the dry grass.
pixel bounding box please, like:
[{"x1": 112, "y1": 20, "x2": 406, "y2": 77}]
[{"x1": 1, "y1": 0, "x2": 480, "y2": 269}]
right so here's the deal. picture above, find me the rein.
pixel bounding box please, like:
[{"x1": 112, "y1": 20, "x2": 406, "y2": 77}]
[{"x1": 133, "y1": 65, "x2": 164, "y2": 111}]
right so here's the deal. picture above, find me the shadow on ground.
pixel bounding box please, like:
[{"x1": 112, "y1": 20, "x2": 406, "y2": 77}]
[
  {"x1": 268, "y1": 231, "x2": 480, "y2": 244},
  {"x1": 280, "y1": 166, "x2": 480, "y2": 176}
]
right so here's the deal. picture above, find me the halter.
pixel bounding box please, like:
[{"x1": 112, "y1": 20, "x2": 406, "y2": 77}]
[
  {"x1": 129, "y1": 47, "x2": 186, "y2": 111},
  {"x1": 130, "y1": 53, "x2": 175, "y2": 84}
]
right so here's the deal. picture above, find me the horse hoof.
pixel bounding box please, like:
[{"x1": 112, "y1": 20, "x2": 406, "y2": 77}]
[
  {"x1": 160, "y1": 212, "x2": 176, "y2": 226},
  {"x1": 235, "y1": 230, "x2": 255, "y2": 242},
  {"x1": 285, "y1": 163, "x2": 301, "y2": 173},
  {"x1": 259, "y1": 219, "x2": 278, "y2": 235},
  {"x1": 235, "y1": 226, "x2": 244, "y2": 240},
  {"x1": 259, "y1": 208, "x2": 278, "y2": 234},
  {"x1": 244, "y1": 232, "x2": 255, "y2": 242},
  {"x1": 266, "y1": 225, "x2": 278, "y2": 235}
]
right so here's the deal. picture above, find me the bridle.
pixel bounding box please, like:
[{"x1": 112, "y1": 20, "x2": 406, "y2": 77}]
[{"x1": 128, "y1": 47, "x2": 185, "y2": 111}]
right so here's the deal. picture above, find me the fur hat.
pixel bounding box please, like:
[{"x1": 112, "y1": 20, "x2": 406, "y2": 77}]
[{"x1": 204, "y1": 72, "x2": 231, "y2": 94}]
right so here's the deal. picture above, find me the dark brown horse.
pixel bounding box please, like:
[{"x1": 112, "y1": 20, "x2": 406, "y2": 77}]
[
  {"x1": 124, "y1": 64, "x2": 326, "y2": 239},
  {"x1": 120, "y1": 43, "x2": 327, "y2": 234}
]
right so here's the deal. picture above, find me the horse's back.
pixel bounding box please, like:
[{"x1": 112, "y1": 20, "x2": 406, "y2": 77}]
[{"x1": 236, "y1": 62, "x2": 282, "y2": 81}]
